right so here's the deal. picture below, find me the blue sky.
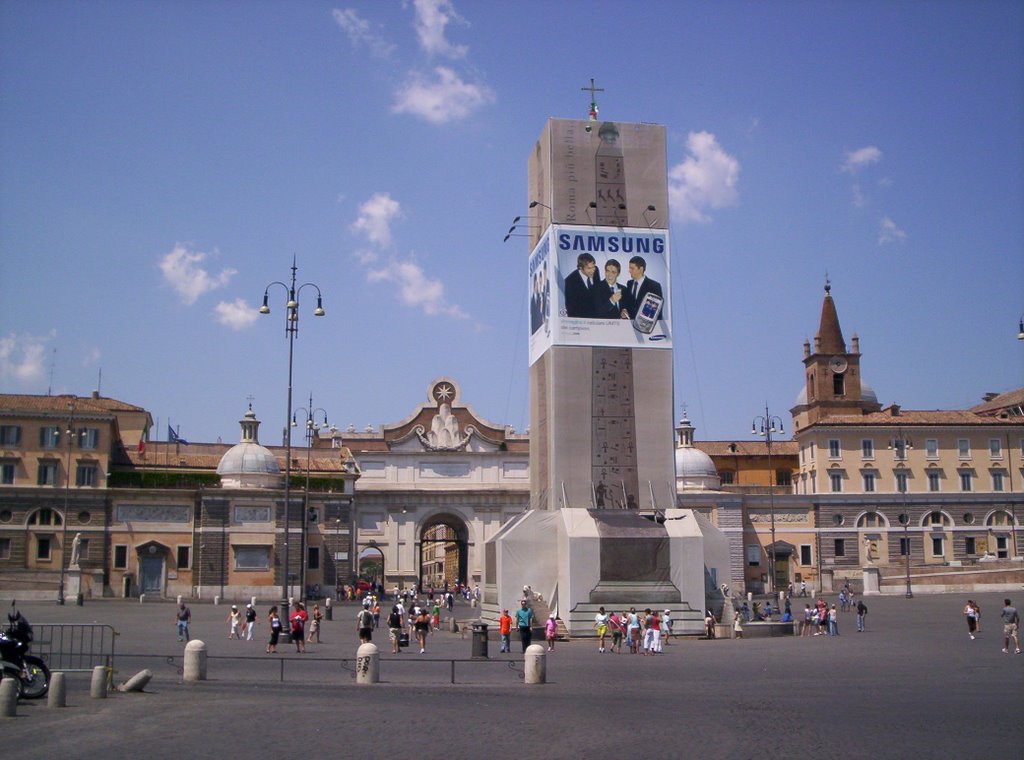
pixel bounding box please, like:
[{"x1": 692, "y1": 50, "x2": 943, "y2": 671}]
[{"x1": 2, "y1": 0, "x2": 1022, "y2": 446}]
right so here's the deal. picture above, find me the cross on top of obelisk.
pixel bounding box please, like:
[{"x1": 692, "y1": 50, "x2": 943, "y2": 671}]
[{"x1": 582, "y1": 77, "x2": 604, "y2": 121}]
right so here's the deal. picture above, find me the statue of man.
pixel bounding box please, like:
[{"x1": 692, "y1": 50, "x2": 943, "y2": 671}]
[{"x1": 70, "y1": 532, "x2": 82, "y2": 567}]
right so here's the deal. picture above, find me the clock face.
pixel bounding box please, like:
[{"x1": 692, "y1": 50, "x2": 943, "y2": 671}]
[{"x1": 829, "y1": 356, "x2": 848, "y2": 374}]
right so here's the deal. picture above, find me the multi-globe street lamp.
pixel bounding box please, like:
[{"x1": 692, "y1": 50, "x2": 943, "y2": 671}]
[
  {"x1": 890, "y1": 430, "x2": 914, "y2": 599},
  {"x1": 57, "y1": 401, "x2": 76, "y2": 606},
  {"x1": 292, "y1": 393, "x2": 331, "y2": 601},
  {"x1": 752, "y1": 405, "x2": 785, "y2": 599},
  {"x1": 259, "y1": 258, "x2": 324, "y2": 614}
]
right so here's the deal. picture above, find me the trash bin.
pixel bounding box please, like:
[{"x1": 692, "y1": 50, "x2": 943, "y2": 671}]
[{"x1": 471, "y1": 623, "x2": 489, "y2": 659}]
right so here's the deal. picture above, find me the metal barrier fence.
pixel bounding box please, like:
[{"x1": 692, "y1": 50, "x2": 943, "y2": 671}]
[
  {"x1": 116, "y1": 653, "x2": 523, "y2": 685},
  {"x1": 33, "y1": 624, "x2": 118, "y2": 673}
]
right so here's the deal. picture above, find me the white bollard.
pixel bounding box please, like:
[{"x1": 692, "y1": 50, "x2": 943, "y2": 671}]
[
  {"x1": 117, "y1": 669, "x2": 153, "y2": 692},
  {"x1": 139, "y1": 593, "x2": 145, "y2": 604},
  {"x1": 214, "y1": 595, "x2": 221, "y2": 606},
  {"x1": 524, "y1": 643, "x2": 546, "y2": 684},
  {"x1": 251, "y1": 596, "x2": 257, "y2": 608},
  {"x1": 48, "y1": 671, "x2": 67, "y2": 708},
  {"x1": 177, "y1": 594, "x2": 182, "y2": 605},
  {"x1": 355, "y1": 643, "x2": 380, "y2": 685},
  {"x1": 90, "y1": 665, "x2": 108, "y2": 698},
  {"x1": 0, "y1": 677, "x2": 18, "y2": 717},
  {"x1": 184, "y1": 640, "x2": 207, "y2": 682}
]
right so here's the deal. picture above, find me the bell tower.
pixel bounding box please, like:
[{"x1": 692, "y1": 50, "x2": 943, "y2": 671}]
[{"x1": 792, "y1": 282, "x2": 879, "y2": 431}]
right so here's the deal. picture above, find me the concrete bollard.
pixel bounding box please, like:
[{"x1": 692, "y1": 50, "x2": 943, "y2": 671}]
[
  {"x1": 177, "y1": 595, "x2": 182, "y2": 605},
  {"x1": 325, "y1": 598, "x2": 333, "y2": 621},
  {"x1": 250, "y1": 596, "x2": 257, "y2": 608},
  {"x1": 90, "y1": 665, "x2": 108, "y2": 698},
  {"x1": 213, "y1": 595, "x2": 220, "y2": 606},
  {"x1": 139, "y1": 593, "x2": 146, "y2": 604},
  {"x1": 48, "y1": 671, "x2": 67, "y2": 708},
  {"x1": 184, "y1": 640, "x2": 207, "y2": 682},
  {"x1": 524, "y1": 644, "x2": 546, "y2": 684},
  {"x1": 0, "y1": 677, "x2": 18, "y2": 717},
  {"x1": 355, "y1": 643, "x2": 380, "y2": 685},
  {"x1": 117, "y1": 669, "x2": 153, "y2": 692}
]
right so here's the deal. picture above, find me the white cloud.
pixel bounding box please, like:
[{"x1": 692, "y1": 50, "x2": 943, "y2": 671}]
[
  {"x1": 158, "y1": 244, "x2": 236, "y2": 305},
  {"x1": 413, "y1": 0, "x2": 467, "y2": 58},
  {"x1": 0, "y1": 330, "x2": 54, "y2": 385},
  {"x1": 878, "y1": 216, "x2": 907, "y2": 245},
  {"x1": 351, "y1": 192, "x2": 402, "y2": 246},
  {"x1": 353, "y1": 249, "x2": 379, "y2": 265},
  {"x1": 392, "y1": 66, "x2": 493, "y2": 124},
  {"x1": 842, "y1": 146, "x2": 882, "y2": 174},
  {"x1": 331, "y1": 8, "x2": 395, "y2": 58},
  {"x1": 366, "y1": 257, "x2": 468, "y2": 319},
  {"x1": 668, "y1": 131, "x2": 740, "y2": 224},
  {"x1": 214, "y1": 298, "x2": 259, "y2": 330}
]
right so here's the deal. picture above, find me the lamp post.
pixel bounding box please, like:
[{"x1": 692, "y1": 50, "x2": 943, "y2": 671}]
[
  {"x1": 259, "y1": 258, "x2": 325, "y2": 615},
  {"x1": 890, "y1": 430, "x2": 914, "y2": 599},
  {"x1": 57, "y1": 400, "x2": 76, "y2": 606},
  {"x1": 292, "y1": 392, "x2": 331, "y2": 601},
  {"x1": 752, "y1": 405, "x2": 785, "y2": 598}
]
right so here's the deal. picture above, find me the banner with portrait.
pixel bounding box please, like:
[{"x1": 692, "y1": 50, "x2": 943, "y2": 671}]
[{"x1": 528, "y1": 224, "x2": 672, "y2": 365}]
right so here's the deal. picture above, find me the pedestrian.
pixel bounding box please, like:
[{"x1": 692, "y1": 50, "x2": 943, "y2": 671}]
[
  {"x1": 1000, "y1": 598, "x2": 1021, "y2": 654},
  {"x1": 609, "y1": 611, "x2": 625, "y2": 653},
  {"x1": 175, "y1": 602, "x2": 191, "y2": 642},
  {"x1": 499, "y1": 608, "x2": 512, "y2": 653},
  {"x1": 642, "y1": 608, "x2": 655, "y2": 655},
  {"x1": 227, "y1": 605, "x2": 242, "y2": 639},
  {"x1": 594, "y1": 606, "x2": 609, "y2": 653},
  {"x1": 431, "y1": 599, "x2": 441, "y2": 630},
  {"x1": 414, "y1": 606, "x2": 431, "y2": 653},
  {"x1": 627, "y1": 608, "x2": 641, "y2": 653},
  {"x1": 357, "y1": 605, "x2": 374, "y2": 644},
  {"x1": 244, "y1": 603, "x2": 257, "y2": 641},
  {"x1": 800, "y1": 580, "x2": 807, "y2": 597},
  {"x1": 387, "y1": 605, "x2": 403, "y2": 654},
  {"x1": 372, "y1": 599, "x2": 381, "y2": 629},
  {"x1": 704, "y1": 609, "x2": 716, "y2": 639},
  {"x1": 740, "y1": 601, "x2": 750, "y2": 622},
  {"x1": 733, "y1": 610, "x2": 743, "y2": 639},
  {"x1": 650, "y1": 610, "x2": 663, "y2": 653},
  {"x1": 856, "y1": 600, "x2": 868, "y2": 632},
  {"x1": 828, "y1": 604, "x2": 839, "y2": 636},
  {"x1": 974, "y1": 601, "x2": 982, "y2": 632},
  {"x1": 307, "y1": 603, "x2": 323, "y2": 643},
  {"x1": 545, "y1": 613, "x2": 558, "y2": 652},
  {"x1": 963, "y1": 599, "x2": 978, "y2": 640},
  {"x1": 515, "y1": 599, "x2": 535, "y2": 652},
  {"x1": 266, "y1": 606, "x2": 282, "y2": 653},
  {"x1": 663, "y1": 609, "x2": 673, "y2": 643},
  {"x1": 801, "y1": 604, "x2": 812, "y2": 637},
  {"x1": 290, "y1": 602, "x2": 308, "y2": 652}
]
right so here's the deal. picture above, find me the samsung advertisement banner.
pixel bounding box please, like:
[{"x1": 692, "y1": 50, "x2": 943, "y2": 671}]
[{"x1": 529, "y1": 224, "x2": 672, "y2": 365}]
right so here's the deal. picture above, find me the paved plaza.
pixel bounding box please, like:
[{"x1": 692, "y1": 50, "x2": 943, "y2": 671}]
[{"x1": 2, "y1": 591, "x2": 1022, "y2": 758}]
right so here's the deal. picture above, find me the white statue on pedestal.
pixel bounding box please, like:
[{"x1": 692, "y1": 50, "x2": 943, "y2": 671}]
[{"x1": 70, "y1": 532, "x2": 82, "y2": 568}]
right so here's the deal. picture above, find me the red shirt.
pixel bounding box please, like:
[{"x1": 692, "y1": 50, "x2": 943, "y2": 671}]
[{"x1": 499, "y1": 614, "x2": 512, "y2": 635}]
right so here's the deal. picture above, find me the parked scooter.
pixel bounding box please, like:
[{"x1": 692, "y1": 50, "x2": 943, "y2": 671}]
[{"x1": 0, "y1": 602, "x2": 50, "y2": 699}]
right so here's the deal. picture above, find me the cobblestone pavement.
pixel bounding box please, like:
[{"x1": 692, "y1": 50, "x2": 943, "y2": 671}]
[{"x1": 2, "y1": 591, "x2": 1022, "y2": 759}]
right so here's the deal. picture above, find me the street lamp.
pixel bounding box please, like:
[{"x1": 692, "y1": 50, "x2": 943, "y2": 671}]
[
  {"x1": 1017, "y1": 315, "x2": 1024, "y2": 341},
  {"x1": 292, "y1": 392, "x2": 331, "y2": 601},
  {"x1": 57, "y1": 400, "x2": 76, "y2": 606},
  {"x1": 259, "y1": 258, "x2": 325, "y2": 615},
  {"x1": 752, "y1": 404, "x2": 785, "y2": 599},
  {"x1": 889, "y1": 430, "x2": 914, "y2": 598}
]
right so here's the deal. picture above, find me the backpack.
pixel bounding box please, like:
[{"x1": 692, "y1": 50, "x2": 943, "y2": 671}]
[
  {"x1": 388, "y1": 611, "x2": 401, "y2": 628},
  {"x1": 359, "y1": 610, "x2": 373, "y2": 628}
]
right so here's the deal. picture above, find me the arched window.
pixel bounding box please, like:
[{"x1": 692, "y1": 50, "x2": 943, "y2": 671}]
[
  {"x1": 27, "y1": 508, "x2": 63, "y2": 526},
  {"x1": 986, "y1": 510, "x2": 1013, "y2": 527},
  {"x1": 857, "y1": 511, "x2": 886, "y2": 528},
  {"x1": 925, "y1": 510, "x2": 950, "y2": 527}
]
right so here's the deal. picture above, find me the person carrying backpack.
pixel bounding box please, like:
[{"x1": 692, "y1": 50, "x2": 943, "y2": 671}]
[{"x1": 357, "y1": 606, "x2": 374, "y2": 643}]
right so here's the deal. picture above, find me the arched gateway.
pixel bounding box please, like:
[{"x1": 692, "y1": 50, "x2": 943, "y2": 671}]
[{"x1": 330, "y1": 378, "x2": 531, "y2": 593}]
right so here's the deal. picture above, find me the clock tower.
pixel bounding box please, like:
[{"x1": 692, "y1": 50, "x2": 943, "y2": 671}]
[{"x1": 791, "y1": 282, "x2": 881, "y2": 432}]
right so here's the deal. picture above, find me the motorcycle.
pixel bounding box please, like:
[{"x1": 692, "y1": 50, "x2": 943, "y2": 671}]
[{"x1": 0, "y1": 604, "x2": 50, "y2": 699}]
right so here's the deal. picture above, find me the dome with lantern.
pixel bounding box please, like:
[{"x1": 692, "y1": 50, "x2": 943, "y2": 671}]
[
  {"x1": 674, "y1": 409, "x2": 720, "y2": 491},
  {"x1": 217, "y1": 406, "x2": 281, "y2": 488}
]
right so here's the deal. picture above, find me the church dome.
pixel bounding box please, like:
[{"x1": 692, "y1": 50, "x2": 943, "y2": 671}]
[
  {"x1": 674, "y1": 411, "x2": 720, "y2": 491},
  {"x1": 217, "y1": 406, "x2": 281, "y2": 489}
]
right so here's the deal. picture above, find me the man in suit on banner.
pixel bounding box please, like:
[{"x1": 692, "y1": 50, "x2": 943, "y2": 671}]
[
  {"x1": 621, "y1": 255, "x2": 663, "y2": 321},
  {"x1": 563, "y1": 253, "x2": 597, "y2": 318}
]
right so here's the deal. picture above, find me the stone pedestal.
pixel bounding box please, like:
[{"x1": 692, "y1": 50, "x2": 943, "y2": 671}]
[
  {"x1": 66, "y1": 567, "x2": 82, "y2": 600},
  {"x1": 862, "y1": 566, "x2": 881, "y2": 596}
]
